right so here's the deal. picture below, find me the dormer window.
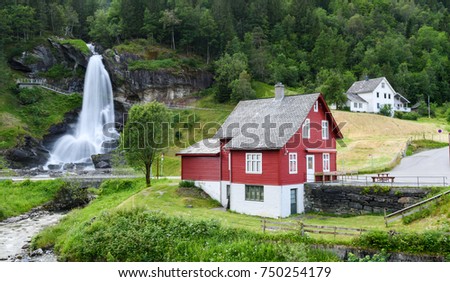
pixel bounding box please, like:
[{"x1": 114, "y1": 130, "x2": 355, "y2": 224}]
[
  {"x1": 314, "y1": 101, "x2": 318, "y2": 112},
  {"x1": 382, "y1": 82, "x2": 385, "y2": 88}
]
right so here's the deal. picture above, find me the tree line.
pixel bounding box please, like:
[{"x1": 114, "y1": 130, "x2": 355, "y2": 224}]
[{"x1": 0, "y1": 0, "x2": 449, "y2": 106}]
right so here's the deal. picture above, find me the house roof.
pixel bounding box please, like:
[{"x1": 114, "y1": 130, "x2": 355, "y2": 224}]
[
  {"x1": 214, "y1": 93, "x2": 343, "y2": 150},
  {"x1": 176, "y1": 138, "x2": 220, "y2": 156},
  {"x1": 395, "y1": 92, "x2": 410, "y2": 103},
  {"x1": 346, "y1": 77, "x2": 385, "y2": 94},
  {"x1": 347, "y1": 93, "x2": 368, "y2": 103}
]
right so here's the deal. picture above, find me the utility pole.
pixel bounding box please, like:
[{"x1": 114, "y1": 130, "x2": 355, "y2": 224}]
[{"x1": 428, "y1": 95, "x2": 431, "y2": 119}]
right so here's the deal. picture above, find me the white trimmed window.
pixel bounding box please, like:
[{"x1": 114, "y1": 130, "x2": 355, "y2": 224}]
[
  {"x1": 289, "y1": 153, "x2": 298, "y2": 174},
  {"x1": 245, "y1": 185, "x2": 264, "y2": 201},
  {"x1": 322, "y1": 120, "x2": 329, "y2": 140},
  {"x1": 323, "y1": 153, "x2": 330, "y2": 172},
  {"x1": 246, "y1": 153, "x2": 262, "y2": 174},
  {"x1": 302, "y1": 119, "x2": 310, "y2": 139},
  {"x1": 314, "y1": 101, "x2": 318, "y2": 112}
]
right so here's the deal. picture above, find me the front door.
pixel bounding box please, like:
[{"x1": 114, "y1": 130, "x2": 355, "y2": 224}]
[
  {"x1": 290, "y1": 189, "x2": 297, "y2": 215},
  {"x1": 306, "y1": 155, "x2": 315, "y2": 182}
]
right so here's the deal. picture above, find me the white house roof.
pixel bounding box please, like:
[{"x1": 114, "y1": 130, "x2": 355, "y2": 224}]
[
  {"x1": 346, "y1": 77, "x2": 385, "y2": 94},
  {"x1": 395, "y1": 93, "x2": 410, "y2": 103},
  {"x1": 347, "y1": 93, "x2": 368, "y2": 103},
  {"x1": 214, "y1": 93, "x2": 343, "y2": 150},
  {"x1": 176, "y1": 138, "x2": 220, "y2": 156}
]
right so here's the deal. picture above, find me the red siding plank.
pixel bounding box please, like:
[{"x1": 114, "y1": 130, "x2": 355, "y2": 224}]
[{"x1": 181, "y1": 156, "x2": 220, "y2": 181}]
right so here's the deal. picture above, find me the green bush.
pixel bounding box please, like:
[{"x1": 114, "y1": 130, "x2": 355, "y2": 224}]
[
  {"x1": 379, "y1": 104, "x2": 392, "y2": 117},
  {"x1": 56, "y1": 209, "x2": 331, "y2": 262},
  {"x1": 41, "y1": 64, "x2": 73, "y2": 80},
  {"x1": 128, "y1": 59, "x2": 179, "y2": 71},
  {"x1": 354, "y1": 230, "x2": 450, "y2": 255},
  {"x1": 348, "y1": 249, "x2": 390, "y2": 262},
  {"x1": 179, "y1": 180, "x2": 196, "y2": 188},
  {"x1": 401, "y1": 112, "x2": 419, "y2": 120},
  {"x1": 17, "y1": 88, "x2": 42, "y2": 105}
]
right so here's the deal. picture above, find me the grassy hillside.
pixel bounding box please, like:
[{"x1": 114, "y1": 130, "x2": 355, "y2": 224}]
[{"x1": 333, "y1": 111, "x2": 446, "y2": 173}]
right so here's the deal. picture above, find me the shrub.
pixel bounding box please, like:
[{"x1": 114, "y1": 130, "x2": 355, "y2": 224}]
[
  {"x1": 401, "y1": 112, "x2": 419, "y2": 120},
  {"x1": 128, "y1": 59, "x2": 179, "y2": 71},
  {"x1": 354, "y1": 230, "x2": 450, "y2": 255},
  {"x1": 348, "y1": 249, "x2": 390, "y2": 262},
  {"x1": 57, "y1": 209, "x2": 329, "y2": 262},
  {"x1": 379, "y1": 104, "x2": 392, "y2": 117},
  {"x1": 98, "y1": 179, "x2": 137, "y2": 195},
  {"x1": 17, "y1": 88, "x2": 42, "y2": 105},
  {"x1": 179, "y1": 180, "x2": 195, "y2": 188}
]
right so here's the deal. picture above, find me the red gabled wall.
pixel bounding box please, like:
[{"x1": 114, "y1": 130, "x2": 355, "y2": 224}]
[
  {"x1": 280, "y1": 97, "x2": 339, "y2": 185},
  {"x1": 181, "y1": 156, "x2": 220, "y2": 181},
  {"x1": 231, "y1": 150, "x2": 280, "y2": 185}
]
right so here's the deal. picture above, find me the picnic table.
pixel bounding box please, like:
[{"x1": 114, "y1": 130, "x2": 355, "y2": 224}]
[{"x1": 371, "y1": 173, "x2": 395, "y2": 183}]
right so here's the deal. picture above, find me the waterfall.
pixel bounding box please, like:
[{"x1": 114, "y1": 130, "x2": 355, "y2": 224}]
[{"x1": 47, "y1": 46, "x2": 118, "y2": 167}]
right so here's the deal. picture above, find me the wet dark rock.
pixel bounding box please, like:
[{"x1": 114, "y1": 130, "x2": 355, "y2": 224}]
[
  {"x1": 92, "y1": 153, "x2": 112, "y2": 169},
  {"x1": 47, "y1": 164, "x2": 62, "y2": 170},
  {"x1": 5, "y1": 136, "x2": 50, "y2": 169},
  {"x1": 30, "y1": 248, "x2": 44, "y2": 257}
]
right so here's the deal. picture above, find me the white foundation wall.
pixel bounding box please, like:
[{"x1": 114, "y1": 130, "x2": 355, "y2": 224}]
[
  {"x1": 230, "y1": 183, "x2": 305, "y2": 218},
  {"x1": 194, "y1": 180, "x2": 223, "y2": 204}
]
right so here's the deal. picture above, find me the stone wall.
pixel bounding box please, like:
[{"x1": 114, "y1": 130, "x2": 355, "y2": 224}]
[{"x1": 304, "y1": 184, "x2": 430, "y2": 214}]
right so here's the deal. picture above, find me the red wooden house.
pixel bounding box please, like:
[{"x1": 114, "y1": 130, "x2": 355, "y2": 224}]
[{"x1": 177, "y1": 83, "x2": 343, "y2": 218}]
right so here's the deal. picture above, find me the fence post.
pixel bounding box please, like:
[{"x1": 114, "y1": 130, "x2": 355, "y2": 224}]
[
  {"x1": 384, "y1": 208, "x2": 388, "y2": 228},
  {"x1": 417, "y1": 176, "x2": 420, "y2": 188},
  {"x1": 262, "y1": 219, "x2": 266, "y2": 233},
  {"x1": 300, "y1": 221, "x2": 304, "y2": 236},
  {"x1": 334, "y1": 226, "x2": 337, "y2": 240}
]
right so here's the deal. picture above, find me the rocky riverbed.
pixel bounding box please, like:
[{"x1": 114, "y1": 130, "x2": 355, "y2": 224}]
[{"x1": 0, "y1": 208, "x2": 65, "y2": 262}]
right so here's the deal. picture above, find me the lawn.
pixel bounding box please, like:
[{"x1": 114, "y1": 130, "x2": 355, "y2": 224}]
[{"x1": 0, "y1": 179, "x2": 65, "y2": 220}]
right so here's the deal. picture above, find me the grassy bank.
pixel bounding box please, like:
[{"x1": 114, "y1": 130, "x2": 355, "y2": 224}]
[
  {"x1": 33, "y1": 178, "x2": 339, "y2": 262},
  {"x1": 406, "y1": 139, "x2": 449, "y2": 156},
  {"x1": 0, "y1": 179, "x2": 65, "y2": 220}
]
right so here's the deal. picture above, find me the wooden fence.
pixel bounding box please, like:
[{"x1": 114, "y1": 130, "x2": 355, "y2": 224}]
[{"x1": 261, "y1": 219, "x2": 367, "y2": 238}]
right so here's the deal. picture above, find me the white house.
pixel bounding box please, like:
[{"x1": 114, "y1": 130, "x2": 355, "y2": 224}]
[{"x1": 345, "y1": 77, "x2": 411, "y2": 114}]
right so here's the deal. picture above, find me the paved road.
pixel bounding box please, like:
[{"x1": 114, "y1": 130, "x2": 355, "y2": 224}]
[{"x1": 390, "y1": 147, "x2": 450, "y2": 178}]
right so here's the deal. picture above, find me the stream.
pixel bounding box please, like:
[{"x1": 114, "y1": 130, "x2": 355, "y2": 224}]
[{"x1": 0, "y1": 210, "x2": 64, "y2": 262}]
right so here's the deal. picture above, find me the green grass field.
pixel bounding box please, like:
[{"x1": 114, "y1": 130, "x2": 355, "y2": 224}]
[{"x1": 0, "y1": 179, "x2": 65, "y2": 220}]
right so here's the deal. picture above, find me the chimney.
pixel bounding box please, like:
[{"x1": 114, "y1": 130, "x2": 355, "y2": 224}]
[
  {"x1": 275, "y1": 82, "x2": 284, "y2": 101},
  {"x1": 365, "y1": 75, "x2": 369, "y2": 81}
]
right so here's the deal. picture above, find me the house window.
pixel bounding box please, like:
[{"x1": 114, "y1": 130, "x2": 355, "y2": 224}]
[
  {"x1": 377, "y1": 92, "x2": 379, "y2": 98},
  {"x1": 322, "y1": 120, "x2": 329, "y2": 140},
  {"x1": 245, "y1": 185, "x2": 264, "y2": 202},
  {"x1": 377, "y1": 103, "x2": 380, "y2": 109},
  {"x1": 302, "y1": 119, "x2": 310, "y2": 139},
  {"x1": 353, "y1": 102, "x2": 357, "y2": 108},
  {"x1": 382, "y1": 82, "x2": 385, "y2": 88},
  {"x1": 246, "y1": 153, "x2": 262, "y2": 174},
  {"x1": 314, "y1": 101, "x2": 318, "y2": 112},
  {"x1": 388, "y1": 94, "x2": 391, "y2": 99},
  {"x1": 384, "y1": 93, "x2": 386, "y2": 99},
  {"x1": 289, "y1": 153, "x2": 297, "y2": 174},
  {"x1": 323, "y1": 153, "x2": 330, "y2": 172},
  {"x1": 359, "y1": 103, "x2": 363, "y2": 108}
]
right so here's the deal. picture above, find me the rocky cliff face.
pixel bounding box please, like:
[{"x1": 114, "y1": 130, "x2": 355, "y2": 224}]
[
  {"x1": 8, "y1": 38, "x2": 89, "y2": 93},
  {"x1": 102, "y1": 49, "x2": 214, "y2": 106}
]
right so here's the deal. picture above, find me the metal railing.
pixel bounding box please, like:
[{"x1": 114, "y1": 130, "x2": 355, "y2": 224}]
[
  {"x1": 384, "y1": 189, "x2": 450, "y2": 226},
  {"x1": 16, "y1": 78, "x2": 73, "y2": 95},
  {"x1": 333, "y1": 175, "x2": 448, "y2": 187}
]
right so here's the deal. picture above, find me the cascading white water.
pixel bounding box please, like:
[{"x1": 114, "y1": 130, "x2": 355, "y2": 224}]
[{"x1": 47, "y1": 45, "x2": 117, "y2": 166}]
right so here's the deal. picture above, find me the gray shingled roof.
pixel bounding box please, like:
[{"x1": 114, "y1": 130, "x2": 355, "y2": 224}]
[
  {"x1": 347, "y1": 77, "x2": 385, "y2": 94},
  {"x1": 214, "y1": 94, "x2": 321, "y2": 150},
  {"x1": 177, "y1": 138, "x2": 220, "y2": 155},
  {"x1": 395, "y1": 93, "x2": 410, "y2": 103},
  {"x1": 347, "y1": 93, "x2": 368, "y2": 103}
]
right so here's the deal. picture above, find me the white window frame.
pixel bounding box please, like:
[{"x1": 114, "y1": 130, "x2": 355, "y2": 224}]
[
  {"x1": 323, "y1": 153, "x2": 330, "y2": 172},
  {"x1": 322, "y1": 120, "x2": 329, "y2": 140},
  {"x1": 228, "y1": 152, "x2": 231, "y2": 171},
  {"x1": 359, "y1": 103, "x2": 362, "y2": 108},
  {"x1": 302, "y1": 118, "x2": 310, "y2": 139},
  {"x1": 314, "y1": 101, "x2": 318, "y2": 112},
  {"x1": 353, "y1": 102, "x2": 357, "y2": 108},
  {"x1": 288, "y1": 153, "x2": 298, "y2": 174},
  {"x1": 245, "y1": 153, "x2": 262, "y2": 174},
  {"x1": 382, "y1": 82, "x2": 385, "y2": 88}
]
